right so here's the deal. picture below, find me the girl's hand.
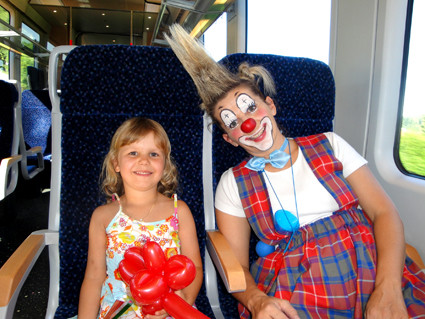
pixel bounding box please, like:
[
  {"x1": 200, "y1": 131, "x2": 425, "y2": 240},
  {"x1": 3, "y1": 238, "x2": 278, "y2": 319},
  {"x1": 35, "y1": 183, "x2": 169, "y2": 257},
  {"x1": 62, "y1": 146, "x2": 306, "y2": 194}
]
[
  {"x1": 364, "y1": 284, "x2": 408, "y2": 319},
  {"x1": 249, "y1": 295, "x2": 300, "y2": 319},
  {"x1": 145, "y1": 309, "x2": 168, "y2": 319},
  {"x1": 144, "y1": 290, "x2": 190, "y2": 319}
]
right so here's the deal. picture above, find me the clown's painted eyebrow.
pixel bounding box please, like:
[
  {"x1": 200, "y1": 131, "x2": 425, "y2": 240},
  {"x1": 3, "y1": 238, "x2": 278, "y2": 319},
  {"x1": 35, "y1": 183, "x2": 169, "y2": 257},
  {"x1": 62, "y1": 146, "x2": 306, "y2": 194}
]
[
  {"x1": 220, "y1": 109, "x2": 237, "y2": 128},
  {"x1": 236, "y1": 93, "x2": 255, "y2": 113},
  {"x1": 217, "y1": 90, "x2": 247, "y2": 111}
]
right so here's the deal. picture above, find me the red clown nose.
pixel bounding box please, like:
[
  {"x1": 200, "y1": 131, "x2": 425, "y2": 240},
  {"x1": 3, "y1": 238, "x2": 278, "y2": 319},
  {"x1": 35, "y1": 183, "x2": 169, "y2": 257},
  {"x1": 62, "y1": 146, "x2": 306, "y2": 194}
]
[{"x1": 241, "y1": 118, "x2": 256, "y2": 133}]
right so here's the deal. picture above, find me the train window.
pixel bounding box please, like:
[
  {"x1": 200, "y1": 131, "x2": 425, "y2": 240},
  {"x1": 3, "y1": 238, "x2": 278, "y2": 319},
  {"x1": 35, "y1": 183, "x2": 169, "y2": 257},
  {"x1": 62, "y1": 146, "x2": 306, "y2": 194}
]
[
  {"x1": 247, "y1": 0, "x2": 331, "y2": 64},
  {"x1": 396, "y1": 0, "x2": 425, "y2": 178},
  {"x1": 0, "y1": 5, "x2": 10, "y2": 80},
  {"x1": 203, "y1": 12, "x2": 227, "y2": 61},
  {"x1": 47, "y1": 41, "x2": 55, "y2": 52},
  {"x1": 21, "y1": 22, "x2": 40, "y2": 49},
  {"x1": 20, "y1": 23, "x2": 40, "y2": 91}
]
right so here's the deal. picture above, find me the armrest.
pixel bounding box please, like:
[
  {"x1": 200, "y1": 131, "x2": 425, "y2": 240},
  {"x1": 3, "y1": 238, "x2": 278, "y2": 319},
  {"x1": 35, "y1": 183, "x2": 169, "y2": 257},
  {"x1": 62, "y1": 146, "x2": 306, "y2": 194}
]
[
  {"x1": 20, "y1": 146, "x2": 44, "y2": 180},
  {"x1": 0, "y1": 155, "x2": 22, "y2": 200},
  {"x1": 406, "y1": 243, "x2": 425, "y2": 270},
  {"x1": 206, "y1": 230, "x2": 246, "y2": 293},
  {"x1": 0, "y1": 233, "x2": 45, "y2": 307},
  {"x1": 25, "y1": 146, "x2": 43, "y2": 156}
]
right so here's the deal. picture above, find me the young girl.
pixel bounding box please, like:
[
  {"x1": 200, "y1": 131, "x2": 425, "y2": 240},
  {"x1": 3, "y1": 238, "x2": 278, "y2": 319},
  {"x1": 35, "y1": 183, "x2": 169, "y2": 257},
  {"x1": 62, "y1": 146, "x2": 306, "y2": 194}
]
[
  {"x1": 165, "y1": 24, "x2": 425, "y2": 318},
  {"x1": 77, "y1": 117, "x2": 203, "y2": 318}
]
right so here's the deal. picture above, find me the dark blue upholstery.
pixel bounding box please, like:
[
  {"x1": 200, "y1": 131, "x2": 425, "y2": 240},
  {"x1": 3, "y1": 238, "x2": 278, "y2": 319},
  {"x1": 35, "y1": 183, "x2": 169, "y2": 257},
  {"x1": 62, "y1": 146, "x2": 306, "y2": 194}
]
[
  {"x1": 212, "y1": 54, "x2": 335, "y2": 318},
  {"x1": 0, "y1": 80, "x2": 18, "y2": 161},
  {"x1": 56, "y1": 45, "x2": 213, "y2": 318},
  {"x1": 21, "y1": 90, "x2": 52, "y2": 157},
  {"x1": 20, "y1": 90, "x2": 52, "y2": 185},
  {"x1": 27, "y1": 66, "x2": 46, "y2": 90}
]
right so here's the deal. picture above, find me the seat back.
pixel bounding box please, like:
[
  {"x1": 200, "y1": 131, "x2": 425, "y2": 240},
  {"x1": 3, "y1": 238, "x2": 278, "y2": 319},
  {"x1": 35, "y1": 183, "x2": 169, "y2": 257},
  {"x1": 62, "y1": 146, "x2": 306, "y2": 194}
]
[
  {"x1": 51, "y1": 45, "x2": 214, "y2": 318},
  {"x1": 0, "y1": 80, "x2": 19, "y2": 161},
  {"x1": 21, "y1": 90, "x2": 52, "y2": 157},
  {"x1": 211, "y1": 53, "x2": 335, "y2": 318},
  {"x1": 17, "y1": 90, "x2": 52, "y2": 189},
  {"x1": 27, "y1": 66, "x2": 47, "y2": 90},
  {"x1": 0, "y1": 80, "x2": 21, "y2": 200}
]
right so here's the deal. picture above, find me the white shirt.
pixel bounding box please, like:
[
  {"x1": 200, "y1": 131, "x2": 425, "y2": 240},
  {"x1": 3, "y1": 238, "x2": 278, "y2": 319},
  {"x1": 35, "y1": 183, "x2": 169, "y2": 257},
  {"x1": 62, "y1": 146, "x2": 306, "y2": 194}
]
[{"x1": 214, "y1": 132, "x2": 367, "y2": 226}]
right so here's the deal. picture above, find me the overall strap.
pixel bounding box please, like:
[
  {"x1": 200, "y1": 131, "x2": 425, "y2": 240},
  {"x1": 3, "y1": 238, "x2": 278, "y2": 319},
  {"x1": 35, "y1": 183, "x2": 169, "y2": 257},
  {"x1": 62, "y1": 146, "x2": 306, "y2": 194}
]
[
  {"x1": 294, "y1": 133, "x2": 358, "y2": 209},
  {"x1": 233, "y1": 161, "x2": 289, "y2": 245}
]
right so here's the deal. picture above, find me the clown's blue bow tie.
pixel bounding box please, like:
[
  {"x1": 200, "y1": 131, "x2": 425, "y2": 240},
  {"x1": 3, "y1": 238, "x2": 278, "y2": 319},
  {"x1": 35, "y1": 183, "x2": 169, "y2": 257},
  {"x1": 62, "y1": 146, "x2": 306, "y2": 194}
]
[{"x1": 245, "y1": 139, "x2": 290, "y2": 171}]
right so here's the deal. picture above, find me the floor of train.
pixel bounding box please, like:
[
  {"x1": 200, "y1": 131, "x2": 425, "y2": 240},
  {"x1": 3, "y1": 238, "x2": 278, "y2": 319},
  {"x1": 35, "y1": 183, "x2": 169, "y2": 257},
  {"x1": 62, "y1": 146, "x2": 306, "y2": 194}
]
[{"x1": 0, "y1": 175, "x2": 50, "y2": 319}]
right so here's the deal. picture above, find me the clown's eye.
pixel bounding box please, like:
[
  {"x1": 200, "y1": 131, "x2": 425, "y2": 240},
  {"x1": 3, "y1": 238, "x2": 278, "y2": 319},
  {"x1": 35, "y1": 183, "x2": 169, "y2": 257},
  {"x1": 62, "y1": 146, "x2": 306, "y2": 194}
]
[
  {"x1": 220, "y1": 109, "x2": 238, "y2": 129},
  {"x1": 236, "y1": 94, "x2": 256, "y2": 113}
]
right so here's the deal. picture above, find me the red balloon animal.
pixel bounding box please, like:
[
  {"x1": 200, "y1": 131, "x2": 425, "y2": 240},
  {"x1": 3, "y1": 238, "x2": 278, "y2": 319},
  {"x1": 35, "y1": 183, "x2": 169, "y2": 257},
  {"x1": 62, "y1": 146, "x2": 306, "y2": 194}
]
[{"x1": 118, "y1": 241, "x2": 209, "y2": 319}]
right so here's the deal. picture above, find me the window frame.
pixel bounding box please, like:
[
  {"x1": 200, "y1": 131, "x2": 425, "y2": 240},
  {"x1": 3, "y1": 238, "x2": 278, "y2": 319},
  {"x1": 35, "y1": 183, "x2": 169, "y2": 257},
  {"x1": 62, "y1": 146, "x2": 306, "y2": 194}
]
[
  {"x1": 393, "y1": 0, "x2": 425, "y2": 180},
  {"x1": 0, "y1": 4, "x2": 11, "y2": 80}
]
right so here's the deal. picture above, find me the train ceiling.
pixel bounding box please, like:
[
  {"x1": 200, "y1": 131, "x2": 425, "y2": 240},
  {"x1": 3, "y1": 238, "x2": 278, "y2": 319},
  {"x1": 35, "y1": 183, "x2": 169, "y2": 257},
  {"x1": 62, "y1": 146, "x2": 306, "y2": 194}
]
[{"x1": 26, "y1": 0, "x2": 234, "y2": 46}]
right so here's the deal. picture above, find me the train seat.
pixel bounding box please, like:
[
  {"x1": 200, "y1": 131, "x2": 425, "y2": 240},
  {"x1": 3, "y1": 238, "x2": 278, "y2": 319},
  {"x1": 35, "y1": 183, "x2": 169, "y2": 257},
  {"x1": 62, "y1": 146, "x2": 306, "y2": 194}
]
[
  {"x1": 1, "y1": 47, "x2": 422, "y2": 319},
  {"x1": 27, "y1": 66, "x2": 47, "y2": 91},
  {"x1": 21, "y1": 90, "x2": 52, "y2": 161},
  {"x1": 0, "y1": 44, "x2": 221, "y2": 319},
  {"x1": 206, "y1": 53, "x2": 425, "y2": 318},
  {"x1": 206, "y1": 53, "x2": 335, "y2": 318},
  {"x1": 20, "y1": 89, "x2": 52, "y2": 188},
  {"x1": 0, "y1": 80, "x2": 22, "y2": 201},
  {"x1": 8, "y1": 89, "x2": 47, "y2": 183}
]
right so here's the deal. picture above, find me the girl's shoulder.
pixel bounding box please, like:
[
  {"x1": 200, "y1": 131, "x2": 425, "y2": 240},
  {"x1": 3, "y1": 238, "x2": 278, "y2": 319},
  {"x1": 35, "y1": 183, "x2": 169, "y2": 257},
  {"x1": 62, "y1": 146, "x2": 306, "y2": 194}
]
[
  {"x1": 91, "y1": 201, "x2": 120, "y2": 227},
  {"x1": 159, "y1": 193, "x2": 191, "y2": 218},
  {"x1": 176, "y1": 198, "x2": 190, "y2": 214},
  {"x1": 174, "y1": 198, "x2": 193, "y2": 223}
]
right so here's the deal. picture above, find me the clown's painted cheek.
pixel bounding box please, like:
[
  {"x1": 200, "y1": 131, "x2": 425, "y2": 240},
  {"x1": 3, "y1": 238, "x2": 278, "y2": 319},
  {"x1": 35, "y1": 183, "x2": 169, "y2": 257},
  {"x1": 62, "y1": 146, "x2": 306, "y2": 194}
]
[{"x1": 236, "y1": 94, "x2": 255, "y2": 113}]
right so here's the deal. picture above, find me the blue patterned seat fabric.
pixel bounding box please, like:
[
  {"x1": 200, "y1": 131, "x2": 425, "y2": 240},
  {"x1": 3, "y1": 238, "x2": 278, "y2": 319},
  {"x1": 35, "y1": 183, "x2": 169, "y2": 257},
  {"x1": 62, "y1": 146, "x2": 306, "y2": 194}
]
[
  {"x1": 21, "y1": 90, "x2": 52, "y2": 158},
  {"x1": 56, "y1": 45, "x2": 212, "y2": 318},
  {"x1": 212, "y1": 53, "x2": 335, "y2": 318}
]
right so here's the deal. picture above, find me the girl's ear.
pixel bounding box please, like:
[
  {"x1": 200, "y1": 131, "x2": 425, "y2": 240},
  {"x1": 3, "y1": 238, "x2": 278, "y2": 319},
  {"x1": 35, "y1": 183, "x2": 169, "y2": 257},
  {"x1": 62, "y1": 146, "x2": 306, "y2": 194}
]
[
  {"x1": 265, "y1": 96, "x2": 277, "y2": 116},
  {"x1": 222, "y1": 133, "x2": 239, "y2": 147}
]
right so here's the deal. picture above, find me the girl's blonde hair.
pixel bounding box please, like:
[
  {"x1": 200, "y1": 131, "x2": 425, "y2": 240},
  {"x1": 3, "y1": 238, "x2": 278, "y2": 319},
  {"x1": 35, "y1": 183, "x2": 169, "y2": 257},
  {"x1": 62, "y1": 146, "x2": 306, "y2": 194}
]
[
  {"x1": 101, "y1": 117, "x2": 178, "y2": 200},
  {"x1": 164, "y1": 24, "x2": 276, "y2": 125}
]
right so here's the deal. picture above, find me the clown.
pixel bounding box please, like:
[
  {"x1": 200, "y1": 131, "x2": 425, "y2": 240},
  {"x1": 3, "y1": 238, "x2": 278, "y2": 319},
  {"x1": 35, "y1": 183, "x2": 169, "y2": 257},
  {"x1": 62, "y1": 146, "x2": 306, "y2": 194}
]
[{"x1": 165, "y1": 24, "x2": 425, "y2": 319}]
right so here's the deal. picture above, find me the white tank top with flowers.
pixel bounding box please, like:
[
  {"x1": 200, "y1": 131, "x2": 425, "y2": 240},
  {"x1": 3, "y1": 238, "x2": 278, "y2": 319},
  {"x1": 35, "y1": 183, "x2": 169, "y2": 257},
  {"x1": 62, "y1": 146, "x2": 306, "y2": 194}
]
[{"x1": 98, "y1": 194, "x2": 181, "y2": 319}]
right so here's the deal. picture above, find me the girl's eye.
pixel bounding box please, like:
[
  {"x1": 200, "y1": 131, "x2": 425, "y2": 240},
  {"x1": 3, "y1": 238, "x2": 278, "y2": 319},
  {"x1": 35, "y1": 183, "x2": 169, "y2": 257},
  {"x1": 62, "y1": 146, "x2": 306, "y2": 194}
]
[
  {"x1": 220, "y1": 109, "x2": 238, "y2": 130},
  {"x1": 129, "y1": 151, "x2": 137, "y2": 156},
  {"x1": 236, "y1": 93, "x2": 256, "y2": 114},
  {"x1": 150, "y1": 152, "x2": 159, "y2": 157}
]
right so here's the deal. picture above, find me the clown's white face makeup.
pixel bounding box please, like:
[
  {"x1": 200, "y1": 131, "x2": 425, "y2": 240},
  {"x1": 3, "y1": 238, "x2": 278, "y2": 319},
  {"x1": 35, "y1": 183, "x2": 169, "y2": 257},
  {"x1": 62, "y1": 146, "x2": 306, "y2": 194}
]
[
  {"x1": 215, "y1": 86, "x2": 283, "y2": 157},
  {"x1": 239, "y1": 117, "x2": 274, "y2": 151}
]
